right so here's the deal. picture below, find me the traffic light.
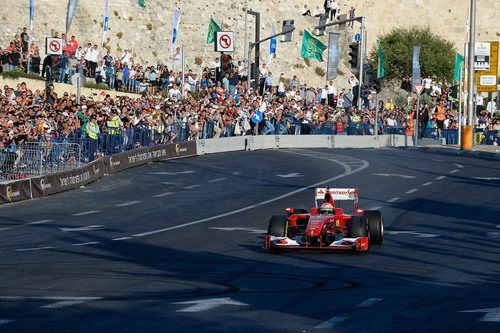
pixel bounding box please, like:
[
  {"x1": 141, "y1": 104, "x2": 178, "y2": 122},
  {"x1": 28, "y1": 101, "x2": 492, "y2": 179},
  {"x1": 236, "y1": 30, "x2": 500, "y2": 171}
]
[
  {"x1": 450, "y1": 85, "x2": 458, "y2": 99},
  {"x1": 220, "y1": 53, "x2": 233, "y2": 78},
  {"x1": 374, "y1": 78, "x2": 382, "y2": 93},
  {"x1": 348, "y1": 42, "x2": 359, "y2": 68}
]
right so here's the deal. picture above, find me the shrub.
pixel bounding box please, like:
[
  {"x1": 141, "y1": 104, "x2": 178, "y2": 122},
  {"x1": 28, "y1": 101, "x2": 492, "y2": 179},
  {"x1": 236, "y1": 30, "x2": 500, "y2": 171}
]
[
  {"x1": 304, "y1": 58, "x2": 311, "y2": 67},
  {"x1": 113, "y1": 11, "x2": 119, "y2": 17},
  {"x1": 152, "y1": 51, "x2": 158, "y2": 57},
  {"x1": 116, "y1": 32, "x2": 123, "y2": 39},
  {"x1": 0, "y1": 70, "x2": 44, "y2": 81},
  {"x1": 315, "y1": 66, "x2": 326, "y2": 77},
  {"x1": 117, "y1": 46, "x2": 123, "y2": 52},
  {"x1": 194, "y1": 56, "x2": 203, "y2": 65},
  {"x1": 128, "y1": 16, "x2": 133, "y2": 22},
  {"x1": 84, "y1": 82, "x2": 110, "y2": 90},
  {"x1": 146, "y1": 23, "x2": 153, "y2": 30}
]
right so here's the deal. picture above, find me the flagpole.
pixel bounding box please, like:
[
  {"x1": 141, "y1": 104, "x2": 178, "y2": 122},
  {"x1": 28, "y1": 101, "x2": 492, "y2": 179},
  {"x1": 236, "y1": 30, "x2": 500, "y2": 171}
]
[
  {"x1": 375, "y1": 42, "x2": 380, "y2": 140},
  {"x1": 27, "y1": 0, "x2": 34, "y2": 74},
  {"x1": 199, "y1": 43, "x2": 208, "y2": 90},
  {"x1": 458, "y1": 62, "x2": 463, "y2": 146}
]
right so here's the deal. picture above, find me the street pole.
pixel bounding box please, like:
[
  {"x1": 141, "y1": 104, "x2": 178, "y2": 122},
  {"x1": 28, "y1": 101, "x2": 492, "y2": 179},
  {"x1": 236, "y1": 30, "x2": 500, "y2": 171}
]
[
  {"x1": 181, "y1": 45, "x2": 185, "y2": 87},
  {"x1": 458, "y1": 63, "x2": 463, "y2": 145},
  {"x1": 415, "y1": 94, "x2": 420, "y2": 146},
  {"x1": 357, "y1": 17, "x2": 365, "y2": 110},
  {"x1": 375, "y1": 43, "x2": 380, "y2": 140},
  {"x1": 466, "y1": 0, "x2": 476, "y2": 129},
  {"x1": 244, "y1": 0, "x2": 248, "y2": 67}
]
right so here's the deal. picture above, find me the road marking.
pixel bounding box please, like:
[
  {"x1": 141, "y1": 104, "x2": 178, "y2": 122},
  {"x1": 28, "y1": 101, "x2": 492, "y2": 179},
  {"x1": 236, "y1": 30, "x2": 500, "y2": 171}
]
[
  {"x1": 72, "y1": 210, "x2": 101, "y2": 216},
  {"x1": 115, "y1": 200, "x2": 142, "y2": 207},
  {"x1": 208, "y1": 177, "x2": 227, "y2": 183},
  {"x1": 172, "y1": 297, "x2": 248, "y2": 312},
  {"x1": 277, "y1": 173, "x2": 302, "y2": 178},
  {"x1": 132, "y1": 152, "x2": 369, "y2": 238},
  {"x1": 0, "y1": 227, "x2": 12, "y2": 231},
  {"x1": 161, "y1": 181, "x2": 176, "y2": 185},
  {"x1": 0, "y1": 296, "x2": 102, "y2": 301},
  {"x1": 373, "y1": 173, "x2": 415, "y2": 179},
  {"x1": 473, "y1": 177, "x2": 500, "y2": 180},
  {"x1": 15, "y1": 246, "x2": 54, "y2": 252},
  {"x1": 112, "y1": 236, "x2": 132, "y2": 241},
  {"x1": 486, "y1": 232, "x2": 500, "y2": 239},
  {"x1": 387, "y1": 197, "x2": 400, "y2": 203},
  {"x1": 40, "y1": 298, "x2": 101, "y2": 309},
  {"x1": 422, "y1": 182, "x2": 433, "y2": 187},
  {"x1": 386, "y1": 230, "x2": 439, "y2": 238},
  {"x1": 148, "y1": 170, "x2": 194, "y2": 175},
  {"x1": 461, "y1": 307, "x2": 500, "y2": 322},
  {"x1": 435, "y1": 176, "x2": 446, "y2": 180},
  {"x1": 315, "y1": 316, "x2": 347, "y2": 329},
  {"x1": 367, "y1": 206, "x2": 382, "y2": 211},
  {"x1": 406, "y1": 188, "x2": 418, "y2": 194},
  {"x1": 455, "y1": 163, "x2": 464, "y2": 168},
  {"x1": 26, "y1": 219, "x2": 54, "y2": 225},
  {"x1": 357, "y1": 298, "x2": 383, "y2": 307},
  {"x1": 72, "y1": 241, "x2": 100, "y2": 246},
  {"x1": 232, "y1": 171, "x2": 242, "y2": 176},
  {"x1": 0, "y1": 320, "x2": 14, "y2": 325},
  {"x1": 209, "y1": 227, "x2": 267, "y2": 234},
  {"x1": 153, "y1": 191, "x2": 173, "y2": 198},
  {"x1": 449, "y1": 169, "x2": 459, "y2": 174},
  {"x1": 60, "y1": 225, "x2": 103, "y2": 232},
  {"x1": 430, "y1": 159, "x2": 444, "y2": 162},
  {"x1": 183, "y1": 184, "x2": 201, "y2": 189}
]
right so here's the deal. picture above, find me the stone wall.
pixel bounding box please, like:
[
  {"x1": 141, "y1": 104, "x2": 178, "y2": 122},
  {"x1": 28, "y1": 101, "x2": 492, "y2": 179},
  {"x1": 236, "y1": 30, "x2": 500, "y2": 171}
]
[{"x1": 1, "y1": 0, "x2": 499, "y2": 89}]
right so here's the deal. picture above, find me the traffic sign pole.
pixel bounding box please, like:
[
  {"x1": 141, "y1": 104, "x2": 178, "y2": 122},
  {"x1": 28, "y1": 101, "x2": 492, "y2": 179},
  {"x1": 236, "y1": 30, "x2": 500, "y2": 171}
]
[{"x1": 413, "y1": 84, "x2": 425, "y2": 145}]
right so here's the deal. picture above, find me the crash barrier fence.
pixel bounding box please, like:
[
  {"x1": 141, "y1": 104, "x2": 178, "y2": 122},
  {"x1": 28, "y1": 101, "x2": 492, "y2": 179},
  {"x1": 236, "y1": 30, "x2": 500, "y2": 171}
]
[
  {"x1": 0, "y1": 142, "x2": 81, "y2": 183},
  {"x1": 0, "y1": 135, "x2": 412, "y2": 205}
]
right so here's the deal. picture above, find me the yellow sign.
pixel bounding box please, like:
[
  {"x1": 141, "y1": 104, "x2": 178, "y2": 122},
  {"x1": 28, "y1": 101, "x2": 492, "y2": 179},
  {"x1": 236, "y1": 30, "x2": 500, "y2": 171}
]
[{"x1": 476, "y1": 41, "x2": 498, "y2": 93}]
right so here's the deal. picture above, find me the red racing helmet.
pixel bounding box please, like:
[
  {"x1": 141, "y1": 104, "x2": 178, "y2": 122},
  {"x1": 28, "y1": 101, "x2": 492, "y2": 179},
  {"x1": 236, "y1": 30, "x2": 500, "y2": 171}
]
[{"x1": 320, "y1": 202, "x2": 334, "y2": 215}]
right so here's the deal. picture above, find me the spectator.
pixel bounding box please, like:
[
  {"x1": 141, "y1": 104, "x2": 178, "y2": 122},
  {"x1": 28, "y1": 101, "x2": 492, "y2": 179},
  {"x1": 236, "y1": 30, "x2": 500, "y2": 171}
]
[{"x1": 301, "y1": 5, "x2": 312, "y2": 16}]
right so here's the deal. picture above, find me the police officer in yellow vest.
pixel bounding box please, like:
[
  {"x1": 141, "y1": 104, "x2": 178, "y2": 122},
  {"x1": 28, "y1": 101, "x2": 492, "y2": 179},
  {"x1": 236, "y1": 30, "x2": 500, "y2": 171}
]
[
  {"x1": 107, "y1": 109, "x2": 123, "y2": 135},
  {"x1": 86, "y1": 115, "x2": 100, "y2": 139}
]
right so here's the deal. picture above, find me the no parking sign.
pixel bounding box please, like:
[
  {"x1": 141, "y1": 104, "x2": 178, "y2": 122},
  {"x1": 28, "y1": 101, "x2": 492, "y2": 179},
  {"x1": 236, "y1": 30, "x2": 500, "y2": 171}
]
[{"x1": 45, "y1": 37, "x2": 63, "y2": 55}]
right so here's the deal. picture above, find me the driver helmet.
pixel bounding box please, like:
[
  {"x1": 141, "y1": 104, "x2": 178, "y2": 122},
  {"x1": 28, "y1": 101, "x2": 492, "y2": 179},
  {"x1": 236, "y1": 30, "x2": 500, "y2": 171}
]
[{"x1": 320, "y1": 203, "x2": 334, "y2": 215}]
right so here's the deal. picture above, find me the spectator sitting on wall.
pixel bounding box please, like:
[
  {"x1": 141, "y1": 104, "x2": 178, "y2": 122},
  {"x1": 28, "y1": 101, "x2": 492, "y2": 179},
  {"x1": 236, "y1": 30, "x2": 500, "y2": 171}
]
[{"x1": 302, "y1": 5, "x2": 312, "y2": 16}]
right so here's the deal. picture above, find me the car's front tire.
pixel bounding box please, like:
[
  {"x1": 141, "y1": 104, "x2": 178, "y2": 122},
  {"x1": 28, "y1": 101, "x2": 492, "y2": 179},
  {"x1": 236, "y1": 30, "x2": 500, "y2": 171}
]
[
  {"x1": 364, "y1": 210, "x2": 384, "y2": 245},
  {"x1": 267, "y1": 215, "x2": 288, "y2": 237}
]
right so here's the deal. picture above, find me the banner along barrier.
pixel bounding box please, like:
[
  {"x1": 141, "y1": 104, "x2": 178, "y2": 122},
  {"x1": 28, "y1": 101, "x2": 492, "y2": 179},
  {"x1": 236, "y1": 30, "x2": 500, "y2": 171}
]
[{"x1": 0, "y1": 141, "x2": 197, "y2": 205}]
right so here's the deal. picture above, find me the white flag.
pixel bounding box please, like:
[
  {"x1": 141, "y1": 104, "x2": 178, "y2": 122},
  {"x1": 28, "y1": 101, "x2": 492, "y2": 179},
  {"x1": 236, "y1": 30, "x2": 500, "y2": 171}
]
[
  {"x1": 171, "y1": 9, "x2": 181, "y2": 52},
  {"x1": 101, "y1": 0, "x2": 109, "y2": 45},
  {"x1": 267, "y1": 25, "x2": 277, "y2": 66}
]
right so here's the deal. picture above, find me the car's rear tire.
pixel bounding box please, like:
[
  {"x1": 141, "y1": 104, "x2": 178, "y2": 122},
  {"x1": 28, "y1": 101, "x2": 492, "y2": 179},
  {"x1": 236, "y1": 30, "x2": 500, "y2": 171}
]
[
  {"x1": 364, "y1": 210, "x2": 384, "y2": 245},
  {"x1": 268, "y1": 215, "x2": 288, "y2": 237}
]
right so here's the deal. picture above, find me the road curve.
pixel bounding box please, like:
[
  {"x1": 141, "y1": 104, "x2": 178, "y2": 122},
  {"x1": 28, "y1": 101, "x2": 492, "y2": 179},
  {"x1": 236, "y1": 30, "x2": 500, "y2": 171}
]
[{"x1": 0, "y1": 148, "x2": 498, "y2": 332}]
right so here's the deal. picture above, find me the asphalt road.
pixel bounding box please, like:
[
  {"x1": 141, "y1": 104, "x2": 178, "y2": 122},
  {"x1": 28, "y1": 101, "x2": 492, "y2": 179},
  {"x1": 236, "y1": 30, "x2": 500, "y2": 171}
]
[{"x1": 0, "y1": 148, "x2": 498, "y2": 332}]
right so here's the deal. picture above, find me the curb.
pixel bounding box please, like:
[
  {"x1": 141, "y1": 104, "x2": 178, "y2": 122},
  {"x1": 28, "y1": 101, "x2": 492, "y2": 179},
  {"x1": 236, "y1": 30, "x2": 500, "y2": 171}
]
[{"x1": 404, "y1": 146, "x2": 500, "y2": 161}]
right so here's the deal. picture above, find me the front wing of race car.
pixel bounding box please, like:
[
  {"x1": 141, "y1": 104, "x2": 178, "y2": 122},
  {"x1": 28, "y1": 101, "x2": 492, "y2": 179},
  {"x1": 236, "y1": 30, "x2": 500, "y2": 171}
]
[{"x1": 264, "y1": 235, "x2": 369, "y2": 252}]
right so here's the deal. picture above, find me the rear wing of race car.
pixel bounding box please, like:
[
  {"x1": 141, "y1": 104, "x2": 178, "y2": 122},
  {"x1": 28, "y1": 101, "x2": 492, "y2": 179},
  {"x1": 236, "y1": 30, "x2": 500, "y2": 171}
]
[{"x1": 315, "y1": 188, "x2": 361, "y2": 212}]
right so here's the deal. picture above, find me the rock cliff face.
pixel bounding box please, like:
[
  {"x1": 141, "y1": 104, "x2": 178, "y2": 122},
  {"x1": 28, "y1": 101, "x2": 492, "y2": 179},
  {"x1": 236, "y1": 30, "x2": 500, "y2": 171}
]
[{"x1": 2, "y1": 0, "x2": 499, "y2": 88}]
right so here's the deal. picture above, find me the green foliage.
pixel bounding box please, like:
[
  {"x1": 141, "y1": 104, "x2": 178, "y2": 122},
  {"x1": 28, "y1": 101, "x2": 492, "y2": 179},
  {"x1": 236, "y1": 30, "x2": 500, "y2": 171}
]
[
  {"x1": 117, "y1": 46, "x2": 123, "y2": 52},
  {"x1": 0, "y1": 70, "x2": 44, "y2": 81},
  {"x1": 116, "y1": 32, "x2": 123, "y2": 39},
  {"x1": 314, "y1": 66, "x2": 326, "y2": 77},
  {"x1": 146, "y1": 23, "x2": 153, "y2": 30},
  {"x1": 152, "y1": 51, "x2": 158, "y2": 57},
  {"x1": 128, "y1": 16, "x2": 133, "y2": 22},
  {"x1": 370, "y1": 26, "x2": 456, "y2": 84},
  {"x1": 194, "y1": 56, "x2": 203, "y2": 65},
  {"x1": 113, "y1": 10, "x2": 119, "y2": 17},
  {"x1": 84, "y1": 82, "x2": 110, "y2": 90},
  {"x1": 304, "y1": 58, "x2": 311, "y2": 67}
]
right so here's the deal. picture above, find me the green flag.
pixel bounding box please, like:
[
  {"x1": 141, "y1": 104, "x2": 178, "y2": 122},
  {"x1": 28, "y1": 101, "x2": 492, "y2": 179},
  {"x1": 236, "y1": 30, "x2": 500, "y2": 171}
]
[
  {"x1": 454, "y1": 53, "x2": 464, "y2": 81},
  {"x1": 301, "y1": 30, "x2": 327, "y2": 62},
  {"x1": 206, "y1": 18, "x2": 221, "y2": 44},
  {"x1": 378, "y1": 43, "x2": 385, "y2": 79},
  {"x1": 138, "y1": 0, "x2": 146, "y2": 8}
]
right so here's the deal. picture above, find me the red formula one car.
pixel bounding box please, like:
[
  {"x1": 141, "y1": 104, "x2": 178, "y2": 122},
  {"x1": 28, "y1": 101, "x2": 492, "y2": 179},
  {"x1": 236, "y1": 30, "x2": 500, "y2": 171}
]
[{"x1": 264, "y1": 188, "x2": 383, "y2": 253}]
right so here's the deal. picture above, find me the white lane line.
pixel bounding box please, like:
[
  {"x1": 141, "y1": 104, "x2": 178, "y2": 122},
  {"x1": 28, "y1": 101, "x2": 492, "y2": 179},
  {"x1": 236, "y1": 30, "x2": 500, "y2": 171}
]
[
  {"x1": 26, "y1": 219, "x2": 54, "y2": 225},
  {"x1": 372, "y1": 173, "x2": 415, "y2": 179},
  {"x1": 72, "y1": 242, "x2": 100, "y2": 246},
  {"x1": 14, "y1": 246, "x2": 54, "y2": 252},
  {"x1": 0, "y1": 227, "x2": 12, "y2": 231},
  {"x1": 183, "y1": 184, "x2": 201, "y2": 190},
  {"x1": 60, "y1": 225, "x2": 103, "y2": 232},
  {"x1": 406, "y1": 188, "x2": 418, "y2": 194},
  {"x1": 366, "y1": 206, "x2": 382, "y2": 211},
  {"x1": 40, "y1": 298, "x2": 101, "y2": 309},
  {"x1": 387, "y1": 197, "x2": 400, "y2": 203},
  {"x1": 0, "y1": 320, "x2": 14, "y2": 325},
  {"x1": 132, "y1": 153, "x2": 369, "y2": 238},
  {"x1": 315, "y1": 316, "x2": 347, "y2": 329},
  {"x1": 112, "y1": 236, "x2": 132, "y2": 241},
  {"x1": 208, "y1": 177, "x2": 227, "y2": 183},
  {"x1": 115, "y1": 200, "x2": 142, "y2": 207},
  {"x1": 486, "y1": 232, "x2": 500, "y2": 239},
  {"x1": 357, "y1": 298, "x2": 383, "y2": 307},
  {"x1": 449, "y1": 169, "x2": 459, "y2": 174},
  {"x1": 153, "y1": 191, "x2": 173, "y2": 198},
  {"x1": 430, "y1": 159, "x2": 444, "y2": 162},
  {"x1": 435, "y1": 175, "x2": 446, "y2": 180},
  {"x1": 72, "y1": 210, "x2": 101, "y2": 216},
  {"x1": 455, "y1": 164, "x2": 464, "y2": 168},
  {"x1": 422, "y1": 182, "x2": 433, "y2": 187},
  {"x1": 473, "y1": 177, "x2": 500, "y2": 180},
  {"x1": 0, "y1": 296, "x2": 101, "y2": 301},
  {"x1": 148, "y1": 170, "x2": 194, "y2": 175}
]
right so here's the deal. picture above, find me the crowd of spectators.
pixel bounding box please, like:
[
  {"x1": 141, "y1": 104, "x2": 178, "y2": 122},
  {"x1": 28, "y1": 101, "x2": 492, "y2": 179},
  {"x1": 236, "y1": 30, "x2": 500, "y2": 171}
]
[{"x1": 1, "y1": 26, "x2": 499, "y2": 153}]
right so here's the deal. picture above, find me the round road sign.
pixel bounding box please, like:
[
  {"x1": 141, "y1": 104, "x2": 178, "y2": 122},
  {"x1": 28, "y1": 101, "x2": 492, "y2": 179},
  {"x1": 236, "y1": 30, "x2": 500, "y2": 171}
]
[
  {"x1": 49, "y1": 40, "x2": 61, "y2": 53},
  {"x1": 219, "y1": 34, "x2": 232, "y2": 50}
]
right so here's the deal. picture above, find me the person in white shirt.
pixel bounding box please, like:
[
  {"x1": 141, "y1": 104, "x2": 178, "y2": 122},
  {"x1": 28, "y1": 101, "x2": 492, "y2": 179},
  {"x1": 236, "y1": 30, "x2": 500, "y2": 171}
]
[
  {"x1": 83, "y1": 43, "x2": 92, "y2": 76},
  {"x1": 327, "y1": 80, "x2": 337, "y2": 108},
  {"x1": 88, "y1": 44, "x2": 99, "y2": 77},
  {"x1": 277, "y1": 76, "x2": 286, "y2": 97},
  {"x1": 121, "y1": 49, "x2": 132, "y2": 64},
  {"x1": 302, "y1": 5, "x2": 312, "y2": 16},
  {"x1": 259, "y1": 64, "x2": 268, "y2": 95},
  {"x1": 313, "y1": 6, "x2": 321, "y2": 17},
  {"x1": 75, "y1": 46, "x2": 83, "y2": 61},
  {"x1": 423, "y1": 76, "x2": 432, "y2": 94},
  {"x1": 329, "y1": 0, "x2": 338, "y2": 21}
]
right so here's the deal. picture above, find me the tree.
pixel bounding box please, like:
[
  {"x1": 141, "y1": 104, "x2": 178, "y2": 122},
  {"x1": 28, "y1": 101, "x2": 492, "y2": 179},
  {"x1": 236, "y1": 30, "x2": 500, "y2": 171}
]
[{"x1": 369, "y1": 26, "x2": 456, "y2": 85}]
